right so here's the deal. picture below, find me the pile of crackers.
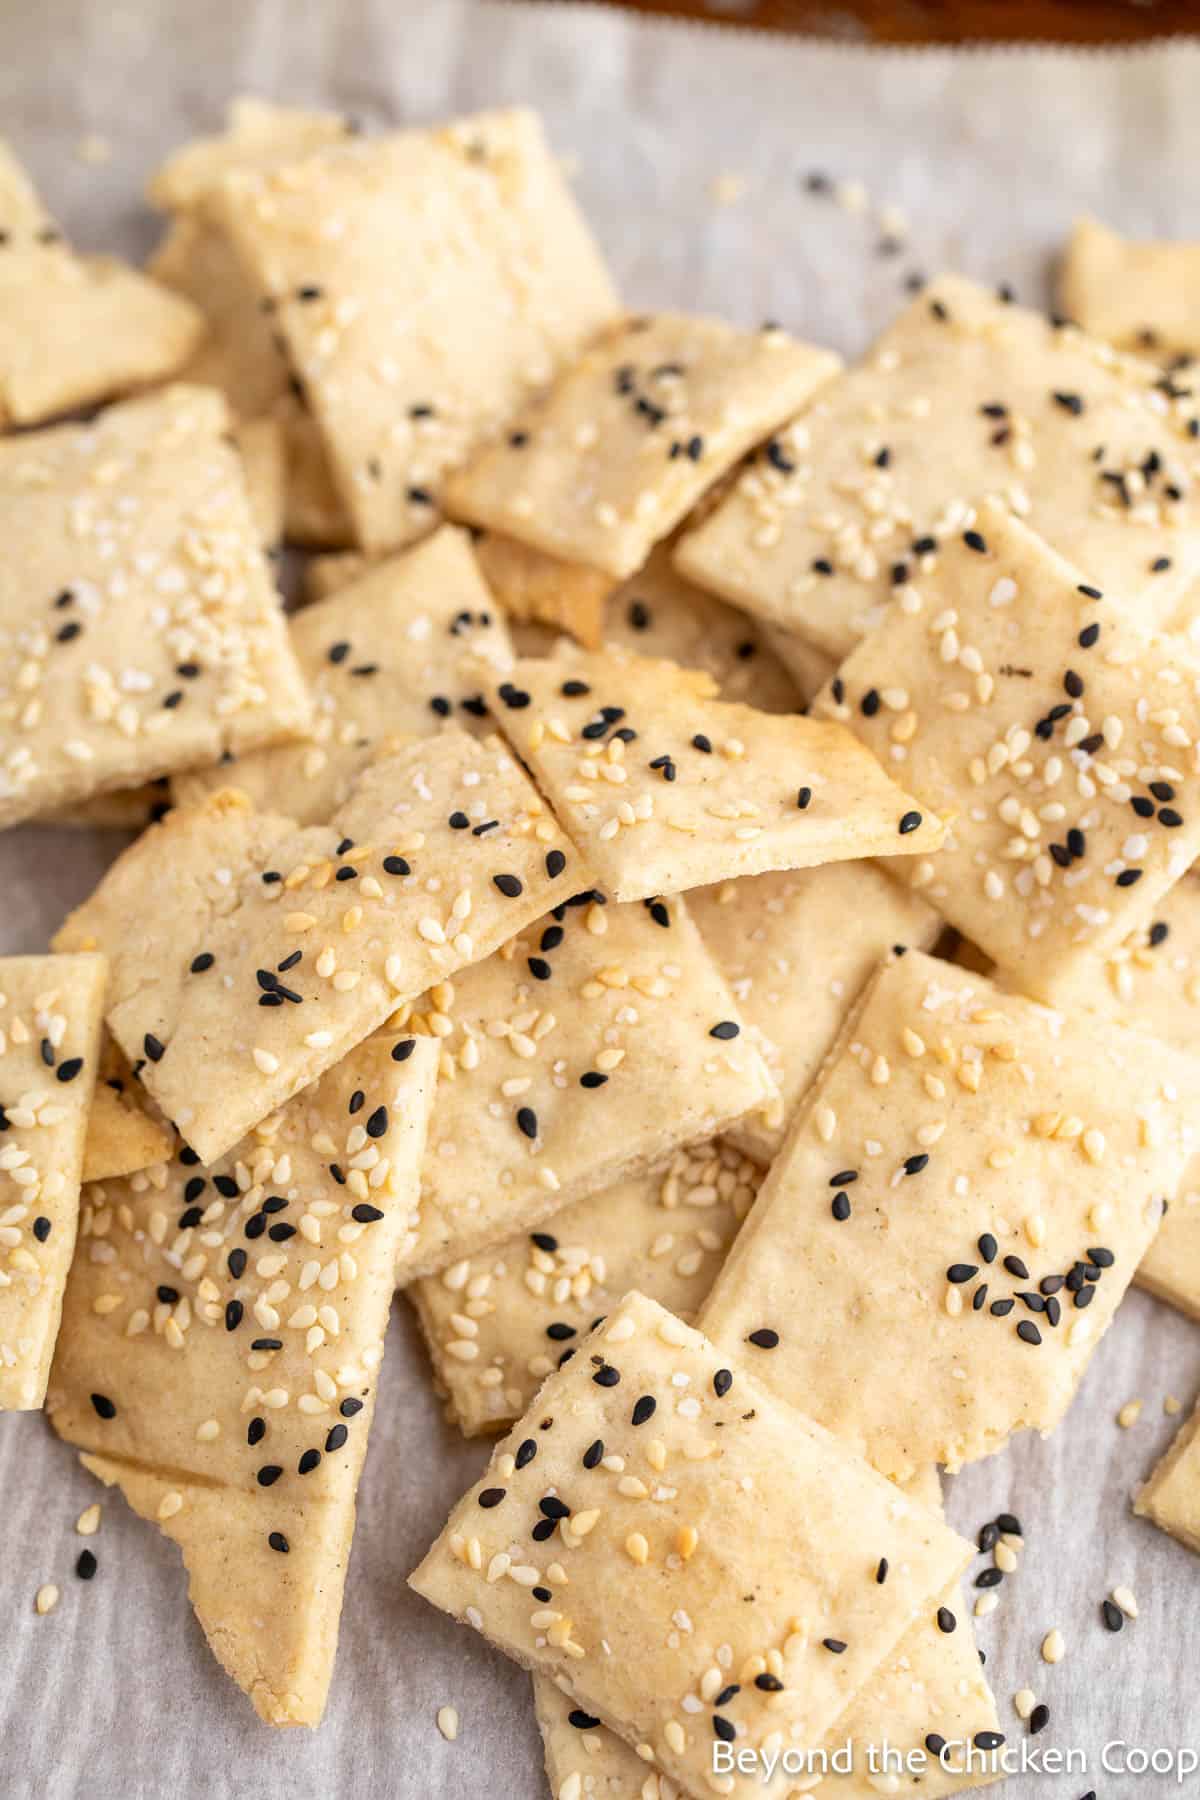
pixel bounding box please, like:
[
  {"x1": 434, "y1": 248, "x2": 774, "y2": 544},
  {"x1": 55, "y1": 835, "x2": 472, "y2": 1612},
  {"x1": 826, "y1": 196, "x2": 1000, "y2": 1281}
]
[{"x1": 4, "y1": 97, "x2": 1200, "y2": 1796}]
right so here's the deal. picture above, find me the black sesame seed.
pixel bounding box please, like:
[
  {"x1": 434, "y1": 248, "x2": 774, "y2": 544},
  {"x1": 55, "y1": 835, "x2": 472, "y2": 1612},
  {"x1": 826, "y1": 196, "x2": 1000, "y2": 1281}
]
[
  {"x1": 709, "y1": 1020, "x2": 740, "y2": 1040},
  {"x1": 494, "y1": 873, "x2": 524, "y2": 898},
  {"x1": 546, "y1": 849, "x2": 566, "y2": 878},
  {"x1": 75, "y1": 1549, "x2": 97, "y2": 1580},
  {"x1": 1003, "y1": 1255, "x2": 1029, "y2": 1279},
  {"x1": 268, "y1": 1532, "x2": 289, "y2": 1554},
  {"x1": 532, "y1": 1233, "x2": 558, "y2": 1252},
  {"x1": 593, "y1": 1365, "x2": 620, "y2": 1387},
  {"x1": 797, "y1": 786, "x2": 812, "y2": 810},
  {"x1": 1029, "y1": 1703, "x2": 1050, "y2": 1735},
  {"x1": 963, "y1": 530, "x2": 987, "y2": 553},
  {"x1": 32, "y1": 1216, "x2": 51, "y2": 1243},
  {"x1": 748, "y1": 1328, "x2": 779, "y2": 1349},
  {"x1": 875, "y1": 1557, "x2": 888, "y2": 1584},
  {"x1": 898, "y1": 811, "x2": 922, "y2": 834},
  {"x1": 713, "y1": 1716, "x2": 736, "y2": 1743},
  {"x1": 55, "y1": 1057, "x2": 83, "y2": 1083},
  {"x1": 257, "y1": 1465, "x2": 283, "y2": 1487},
  {"x1": 582, "y1": 1439, "x2": 604, "y2": 1468},
  {"x1": 340, "y1": 1398, "x2": 364, "y2": 1418},
  {"x1": 631, "y1": 1396, "x2": 656, "y2": 1426},
  {"x1": 822, "y1": 1638, "x2": 847, "y2": 1654},
  {"x1": 568, "y1": 1709, "x2": 601, "y2": 1730},
  {"x1": 248, "y1": 1417, "x2": 266, "y2": 1446},
  {"x1": 478, "y1": 1487, "x2": 506, "y2": 1509},
  {"x1": 516, "y1": 1107, "x2": 538, "y2": 1140},
  {"x1": 1102, "y1": 1599, "x2": 1124, "y2": 1632},
  {"x1": 1016, "y1": 1320, "x2": 1043, "y2": 1346},
  {"x1": 298, "y1": 1449, "x2": 321, "y2": 1475},
  {"x1": 978, "y1": 1234, "x2": 997, "y2": 1264},
  {"x1": 366, "y1": 1105, "x2": 388, "y2": 1138},
  {"x1": 143, "y1": 1034, "x2": 165, "y2": 1063},
  {"x1": 936, "y1": 1607, "x2": 957, "y2": 1634},
  {"x1": 976, "y1": 1567, "x2": 1003, "y2": 1589},
  {"x1": 225, "y1": 1300, "x2": 244, "y2": 1332},
  {"x1": 90, "y1": 1394, "x2": 116, "y2": 1420},
  {"x1": 391, "y1": 1039, "x2": 416, "y2": 1062},
  {"x1": 903, "y1": 1153, "x2": 929, "y2": 1175},
  {"x1": 351, "y1": 1203, "x2": 384, "y2": 1223},
  {"x1": 713, "y1": 1369, "x2": 733, "y2": 1397},
  {"x1": 831, "y1": 1193, "x2": 851, "y2": 1222},
  {"x1": 325, "y1": 1423, "x2": 349, "y2": 1453}
]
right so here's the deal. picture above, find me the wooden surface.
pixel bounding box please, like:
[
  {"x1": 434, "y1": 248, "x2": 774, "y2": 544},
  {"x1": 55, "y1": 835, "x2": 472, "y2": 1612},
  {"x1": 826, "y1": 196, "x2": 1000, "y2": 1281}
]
[{"x1": 539, "y1": 0, "x2": 1200, "y2": 43}]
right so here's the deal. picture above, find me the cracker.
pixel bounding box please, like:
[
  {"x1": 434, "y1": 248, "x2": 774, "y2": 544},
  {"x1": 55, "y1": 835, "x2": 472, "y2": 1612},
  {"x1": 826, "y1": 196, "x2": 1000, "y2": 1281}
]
[
  {"x1": 233, "y1": 414, "x2": 286, "y2": 549},
  {"x1": 813, "y1": 502, "x2": 1200, "y2": 1003},
  {"x1": 1133, "y1": 1396, "x2": 1200, "y2": 1556},
  {"x1": 483, "y1": 645, "x2": 943, "y2": 902},
  {"x1": 305, "y1": 549, "x2": 373, "y2": 605},
  {"x1": 444, "y1": 314, "x2": 840, "y2": 581},
  {"x1": 172, "y1": 526, "x2": 512, "y2": 824},
  {"x1": 210, "y1": 109, "x2": 620, "y2": 552},
  {"x1": 148, "y1": 214, "x2": 289, "y2": 422},
  {"x1": 699, "y1": 948, "x2": 1200, "y2": 1479},
  {"x1": 690, "y1": 863, "x2": 941, "y2": 1163},
  {"x1": 471, "y1": 531, "x2": 614, "y2": 648},
  {"x1": 147, "y1": 96, "x2": 353, "y2": 213},
  {"x1": 410, "y1": 1139, "x2": 763, "y2": 1435},
  {"x1": 48, "y1": 1033, "x2": 438, "y2": 1725},
  {"x1": 52, "y1": 728, "x2": 577, "y2": 1164},
  {"x1": 409, "y1": 1289, "x2": 972, "y2": 1800},
  {"x1": 42, "y1": 781, "x2": 169, "y2": 831},
  {"x1": 760, "y1": 625, "x2": 837, "y2": 707},
  {"x1": 0, "y1": 142, "x2": 204, "y2": 429},
  {"x1": 276, "y1": 392, "x2": 354, "y2": 548},
  {"x1": 82, "y1": 1035, "x2": 175, "y2": 1184},
  {"x1": 0, "y1": 384, "x2": 312, "y2": 827},
  {"x1": 0, "y1": 952, "x2": 105, "y2": 1409},
  {"x1": 675, "y1": 273, "x2": 1200, "y2": 660},
  {"x1": 393, "y1": 892, "x2": 774, "y2": 1283},
  {"x1": 1060, "y1": 216, "x2": 1200, "y2": 360}
]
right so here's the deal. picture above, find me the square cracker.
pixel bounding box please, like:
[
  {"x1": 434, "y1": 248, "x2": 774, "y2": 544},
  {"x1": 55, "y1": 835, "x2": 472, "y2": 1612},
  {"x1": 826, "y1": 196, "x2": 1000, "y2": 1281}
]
[
  {"x1": 0, "y1": 141, "x2": 204, "y2": 428},
  {"x1": 443, "y1": 313, "x2": 840, "y2": 579},
  {"x1": 52, "y1": 727, "x2": 578, "y2": 1164},
  {"x1": 392, "y1": 892, "x2": 774, "y2": 1283},
  {"x1": 699, "y1": 948, "x2": 1200, "y2": 1480},
  {"x1": 0, "y1": 384, "x2": 312, "y2": 827},
  {"x1": 1060, "y1": 216, "x2": 1200, "y2": 360},
  {"x1": 675, "y1": 272, "x2": 1200, "y2": 661},
  {"x1": 1133, "y1": 1396, "x2": 1200, "y2": 1556},
  {"x1": 210, "y1": 109, "x2": 620, "y2": 553},
  {"x1": 410, "y1": 1138, "x2": 763, "y2": 1435},
  {"x1": 409, "y1": 1288, "x2": 972, "y2": 1800},
  {"x1": 483, "y1": 645, "x2": 943, "y2": 902},
  {"x1": 82, "y1": 1034, "x2": 175, "y2": 1184},
  {"x1": 48, "y1": 1033, "x2": 438, "y2": 1726},
  {"x1": 0, "y1": 952, "x2": 105, "y2": 1410},
  {"x1": 814, "y1": 502, "x2": 1200, "y2": 1003},
  {"x1": 173, "y1": 526, "x2": 513, "y2": 824},
  {"x1": 689, "y1": 862, "x2": 942, "y2": 1163}
]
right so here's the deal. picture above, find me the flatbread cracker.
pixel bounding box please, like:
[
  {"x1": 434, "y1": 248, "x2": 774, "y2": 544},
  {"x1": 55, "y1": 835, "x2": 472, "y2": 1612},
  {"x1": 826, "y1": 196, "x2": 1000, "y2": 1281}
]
[
  {"x1": 471, "y1": 530, "x2": 614, "y2": 648},
  {"x1": 0, "y1": 952, "x2": 105, "y2": 1409},
  {"x1": 52, "y1": 728, "x2": 577, "y2": 1164},
  {"x1": 410, "y1": 1139, "x2": 762, "y2": 1435},
  {"x1": 0, "y1": 384, "x2": 312, "y2": 828},
  {"x1": 689, "y1": 863, "x2": 941, "y2": 1163},
  {"x1": 409, "y1": 1288, "x2": 972, "y2": 1800},
  {"x1": 276, "y1": 391, "x2": 354, "y2": 548},
  {"x1": 82, "y1": 1034, "x2": 175, "y2": 1184},
  {"x1": 49, "y1": 1033, "x2": 438, "y2": 1725},
  {"x1": 210, "y1": 109, "x2": 620, "y2": 552},
  {"x1": 1133, "y1": 1396, "x2": 1200, "y2": 1556},
  {"x1": 233, "y1": 413, "x2": 286, "y2": 549},
  {"x1": 1060, "y1": 216, "x2": 1200, "y2": 360},
  {"x1": 444, "y1": 313, "x2": 840, "y2": 579},
  {"x1": 173, "y1": 527, "x2": 512, "y2": 824},
  {"x1": 393, "y1": 892, "x2": 774, "y2": 1284},
  {"x1": 483, "y1": 645, "x2": 944, "y2": 902},
  {"x1": 147, "y1": 96, "x2": 353, "y2": 214},
  {"x1": 813, "y1": 502, "x2": 1200, "y2": 1003},
  {"x1": 699, "y1": 948, "x2": 1200, "y2": 1479},
  {"x1": 149, "y1": 214, "x2": 289, "y2": 422},
  {"x1": 675, "y1": 272, "x2": 1200, "y2": 660},
  {"x1": 0, "y1": 142, "x2": 204, "y2": 428}
]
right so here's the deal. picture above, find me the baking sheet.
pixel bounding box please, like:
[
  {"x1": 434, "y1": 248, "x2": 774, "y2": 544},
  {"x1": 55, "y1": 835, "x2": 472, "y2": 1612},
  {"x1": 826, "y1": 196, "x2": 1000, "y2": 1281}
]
[{"x1": 2, "y1": 3, "x2": 1200, "y2": 1795}]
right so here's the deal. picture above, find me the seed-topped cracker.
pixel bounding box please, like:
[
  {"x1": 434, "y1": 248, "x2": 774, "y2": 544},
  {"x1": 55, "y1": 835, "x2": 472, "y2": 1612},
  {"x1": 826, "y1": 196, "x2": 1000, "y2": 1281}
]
[
  {"x1": 1060, "y1": 216, "x2": 1200, "y2": 361},
  {"x1": 82, "y1": 1034, "x2": 175, "y2": 1184},
  {"x1": 48, "y1": 1033, "x2": 437, "y2": 1725},
  {"x1": 482, "y1": 645, "x2": 942, "y2": 902},
  {"x1": 52, "y1": 728, "x2": 576, "y2": 1163},
  {"x1": 0, "y1": 140, "x2": 204, "y2": 428},
  {"x1": 676, "y1": 272, "x2": 1200, "y2": 660},
  {"x1": 1134, "y1": 1395, "x2": 1200, "y2": 1557},
  {"x1": 409, "y1": 1288, "x2": 972, "y2": 1800},
  {"x1": 0, "y1": 385, "x2": 312, "y2": 828},
  {"x1": 700, "y1": 949, "x2": 1200, "y2": 1479},
  {"x1": 174, "y1": 526, "x2": 512, "y2": 823},
  {"x1": 0, "y1": 953, "x2": 105, "y2": 1409},
  {"x1": 690, "y1": 862, "x2": 942, "y2": 1163},
  {"x1": 814, "y1": 503, "x2": 1200, "y2": 1002},
  {"x1": 209, "y1": 109, "x2": 620, "y2": 552},
  {"x1": 391, "y1": 892, "x2": 773, "y2": 1283},
  {"x1": 444, "y1": 312, "x2": 840, "y2": 578}
]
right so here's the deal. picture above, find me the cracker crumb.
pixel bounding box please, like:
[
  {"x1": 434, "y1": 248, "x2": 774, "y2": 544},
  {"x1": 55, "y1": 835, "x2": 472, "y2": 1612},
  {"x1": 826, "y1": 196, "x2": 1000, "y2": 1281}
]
[
  {"x1": 35, "y1": 1583, "x2": 59, "y2": 1616},
  {"x1": 75, "y1": 1504, "x2": 102, "y2": 1537},
  {"x1": 1117, "y1": 1398, "x2": 1143, "y2": 1428},
  {"x1": 1041, "y1": 1628, "x2": 1065, "y2": 1665},
  {"x1": 1165, "y1": 1394, "x2": 1182, "y2": 1416},
  {"x1": 436, "y1": 1704, "x2": 460, "y2": 1742}
]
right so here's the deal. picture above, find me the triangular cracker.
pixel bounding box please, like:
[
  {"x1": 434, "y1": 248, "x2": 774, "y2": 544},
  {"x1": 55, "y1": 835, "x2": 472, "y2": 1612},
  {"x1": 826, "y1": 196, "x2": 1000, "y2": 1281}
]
[
  {"x1": 444, "y1": 312, "x2": 840, "y2": 578},
  {"x1": 52, "y1": 728, "x2": 577, "y2": 1164},
  {"x1": 483, "y1": 645, "x2": 943, "y2": 902},
  {"x1": 1134, "y1": 1396, "x2": 1200, "y2": 1556},
  {"x1": 392, "y1": 892, "x2": 774, "y2": 1283},
  {"x1": 49, "y1": 1033, "x2": 437, "y2": 1725},
  {"x1": 676, "y1": 272, "x2": 1200, "y2": 660},
  {"x1": 1060, "y1": 216, "x2": 1200, "y2": 360},
  {"x1": 173, "y1": 527, "x2": 512, "y2": 823},
  {"x1": 82, "y1": 1034, "x2": 175, "y2": 1184},
  {"x1": 814, "y1": 502, "x2": 1200, "y2": 1002},
  {"x1": 0, "y1": 953, "x2": 105, "y2": 1409},
  {"x1": 700, "y1": 948, "x2": 1200, "y2": 1479}
]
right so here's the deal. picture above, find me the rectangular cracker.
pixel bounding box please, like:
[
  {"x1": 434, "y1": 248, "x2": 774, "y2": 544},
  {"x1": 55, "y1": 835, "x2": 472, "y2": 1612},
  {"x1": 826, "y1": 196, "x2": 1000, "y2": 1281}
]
[
  {"x1": 484, "y1": 646, "x2": 943, "y2": 902},
  {"x1": 814, "y1": 501, "x2": 1200, "y2": 1002},
  {"x1": 393, "y1": 891, "x2": 774, "y2": 1283},
  {"x1": 0, "y1": 952, "x2": 106, "y2": 1409},
  {"x1": 48, "y1": 1032, "x2": 438, "y2": 1725},
  {"x1": 210, "y1": 109, "x2": 620, "y2": 553},
  {"x1": 1133, "y1": 1397, "x2": 1200, "y2": 1555},
  {"x1": 699, "y1": 948, "x2": 1200, "y2": 1480},
  {"x1": 0, "y1": 141, "x2": 204, "y2": 428},
  {"x1": 0, "y1": 384, "x2": 313, "y2": 827},
  {"x1": 444, "y1": 313, "x2": 840, "y2": 578},
  {"x1": 52, "y1": 727, "x2": 578, "y2": 1164},
  {"x1": 409, "y1": 1288, "x2": 972, "y2": 1800},
  {"x1": 410, "y1": 1138, "x2": 763, "y2": 1435},
  {"x1": 173, "y1": 526, "x2": 513, "y2": 824},
  {"x1": 675, "y1": 272, "x2": 1200, "y2": 660},
  {"x1": 1060, "y1": 216, "x2": 1200, "y2": 360},
  {"x1": 689, "y1": 862, "x2": 942, "y2": 1163}
]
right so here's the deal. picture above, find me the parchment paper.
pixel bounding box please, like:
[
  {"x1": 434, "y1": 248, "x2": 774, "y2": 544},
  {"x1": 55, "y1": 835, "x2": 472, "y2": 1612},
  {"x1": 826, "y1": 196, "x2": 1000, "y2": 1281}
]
[{"x1": 1, "y1": 5, "x2": 1199, "y2": 1796}]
